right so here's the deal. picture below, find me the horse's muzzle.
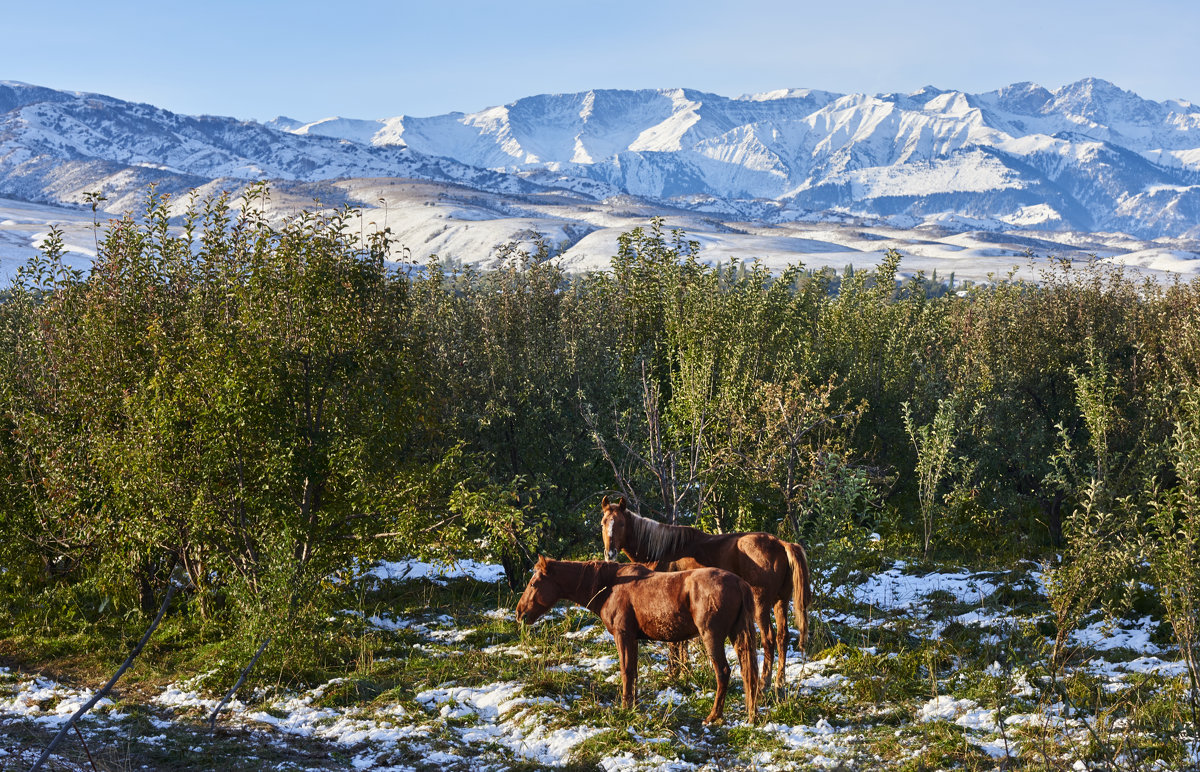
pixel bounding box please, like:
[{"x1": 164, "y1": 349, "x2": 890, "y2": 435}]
[{"x1": 605, "y1": 549, "x2": 619, "y2": 562}]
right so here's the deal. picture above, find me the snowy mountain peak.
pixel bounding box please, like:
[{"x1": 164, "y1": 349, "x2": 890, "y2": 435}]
[
  {"x1": 2, "y1": 79, "x2": 1200, "y2": 239},
  {"x1": 923, "y1": 90, "x2": 973, "y2": 116},
  {"x1": 1051, "y1": 77, "x2": 1161, "y2": 125},
  {"x1": 739, "y1": 87, "x2": 842, "y2": 103},
  {"x1": 988, "y1": 81, "x2": 1055, "y2": 115},
  {"x1": 265, "y1": 116, "x2": 306, "y2": 132}
]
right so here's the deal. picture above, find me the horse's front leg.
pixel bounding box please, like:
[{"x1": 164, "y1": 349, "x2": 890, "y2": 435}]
[
  {"x1": 666, "y1": 640, "x2": 689, "y2": 678},
  {"x1": 617, "y1": 632, "x2": 639, "y2": 709}
]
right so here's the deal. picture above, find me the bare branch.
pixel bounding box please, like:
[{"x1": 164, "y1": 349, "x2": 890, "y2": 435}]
[
  {"x1": 32, "y1": 580, "x2": 181, "y2": 771},
  {"x1": 208, "y1": 637, "x2": 271, "y2": 731}
]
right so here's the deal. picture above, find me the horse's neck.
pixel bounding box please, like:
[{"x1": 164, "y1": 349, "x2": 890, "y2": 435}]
[
  {"x1": 553, "y1": 561, "x2": 610, "y2": 612},
  {"x1": 628, "y1": 514, "x2": 704, "y2": 563}
]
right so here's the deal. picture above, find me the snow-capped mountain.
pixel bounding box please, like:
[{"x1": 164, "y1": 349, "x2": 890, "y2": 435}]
[
  {"x1": 0, "y1": 81, "x2": 532, "y2": 212},
  {"x1": 3, "y1": 78, "x2": 1200, "y2": 238}
]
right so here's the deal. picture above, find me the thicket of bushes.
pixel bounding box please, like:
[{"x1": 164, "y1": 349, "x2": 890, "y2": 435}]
[{"x1": 1, "y1": 188, "x2": 1198, "y2": 705}]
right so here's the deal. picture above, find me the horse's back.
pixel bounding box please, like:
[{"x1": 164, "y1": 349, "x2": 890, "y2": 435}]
[
  {"x1": 609, "y1": 566, "x2": 747, "y2": 642},
  {"x1": 652, "y1": 531, "x2": 790, "y2": 600},
  {"x1": 680, "y1": 567, "x2": 753, "y2": 629},
  {"x1": 728, "y1": 532, "x2": 790, "y2": 593}
]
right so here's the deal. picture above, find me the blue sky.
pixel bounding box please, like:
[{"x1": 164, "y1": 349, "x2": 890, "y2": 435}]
[{"x1": 5, "y1": 0, "x2": 1197, "y2": 121}]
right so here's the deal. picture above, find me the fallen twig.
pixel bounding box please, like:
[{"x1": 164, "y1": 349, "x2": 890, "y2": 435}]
[
  {"x1": 208, "y1": 637, "x2": 272, "y2": 731},
  {"x1": 30, "y1": 580, "x2": 180, "y2": 771},
  {"x1": 72, "y1": 722, "x2": 98, "y2": 772}
]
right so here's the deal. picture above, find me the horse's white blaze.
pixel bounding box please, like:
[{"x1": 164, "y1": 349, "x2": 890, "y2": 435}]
[{"x1": 604, "y1": 520, "x2": 619, "y2": 561}]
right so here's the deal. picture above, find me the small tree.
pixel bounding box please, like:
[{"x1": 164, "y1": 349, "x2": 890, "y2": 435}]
[
  {"x1": 903, "y1": 397, "x2": 959, "y2": 559},
  {"x1": 1041, "y1": 347, "x2": 1139, "y2": 678},
  {"x1": 1148, "y1": 386, "x2": 1200, "y2": 735}
]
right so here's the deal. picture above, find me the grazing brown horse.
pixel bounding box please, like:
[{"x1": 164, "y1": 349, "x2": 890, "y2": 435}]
[
  {"x1": 600, "y1": 496, "x2": 812, "y2": 689},
  {"x1": 515, "y1": 556, "x2": 759, "y2": 725}
]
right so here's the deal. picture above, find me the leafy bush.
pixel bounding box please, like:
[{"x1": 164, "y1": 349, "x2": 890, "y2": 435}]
[{"x1": 4, "y1": 187, "x2": 1200, "y2": 686}]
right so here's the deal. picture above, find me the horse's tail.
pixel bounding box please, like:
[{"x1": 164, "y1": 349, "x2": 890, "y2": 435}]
[
  {"x1": 785, "y1": 539, "x2": 812, "y2": 654},
  {"x1": 734, "y1": 580, "x2": 759, "y2": 723}
]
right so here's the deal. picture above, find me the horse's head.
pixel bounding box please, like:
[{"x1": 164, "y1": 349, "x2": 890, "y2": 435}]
[
  {"x1": 600, "y1": 495, "x2": 630, "y2": 562},
  {"x1": 516, "y1": 555, "x2": 560, "y2": 625}
]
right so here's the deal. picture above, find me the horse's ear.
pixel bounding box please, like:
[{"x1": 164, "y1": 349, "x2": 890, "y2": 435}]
[
  {"x1": 535, "y1": 555, "x2": 548, "y2": 572},
  {"x1": 616, "y1": 496, "x2": 626, "y2": 511},
  {"x1": 601, "y1": 495, "x2": 610, "y2": 509}
]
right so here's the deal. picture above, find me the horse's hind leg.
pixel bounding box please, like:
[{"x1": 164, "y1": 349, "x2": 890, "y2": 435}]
[
  {"x1": 753, "y1": 589, "x2": 775, "y2": 690},
  {"x1": 698, "y1": 630, "x2": 731, "y2": 725},
  {"x1": 773, "y1": 598, "x2": 789, "y2": 689},
  {"x1": 734, "y1": 631, "x2": 758, "y2": 724}
]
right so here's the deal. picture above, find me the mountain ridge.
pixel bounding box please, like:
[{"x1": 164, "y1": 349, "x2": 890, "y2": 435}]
[{"x1": 2, "y1": 78, "x2": 1200, "y2": 238}]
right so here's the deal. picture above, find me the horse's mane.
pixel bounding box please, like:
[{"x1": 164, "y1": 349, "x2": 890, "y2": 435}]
[{"x1": 626, "y1": 512, "x2": 705, "y2": 563}]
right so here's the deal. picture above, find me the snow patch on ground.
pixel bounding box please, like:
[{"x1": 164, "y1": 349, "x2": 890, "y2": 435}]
[
  {"x1": 416, "y1": 682, "x2": 602, "y2": 766},
  {"x1": 367, "y1": 558, "x2": 507, "y2": 584},
  {"x1": 918, "y1": 695, "x2": 998, "y2": 732},
  {"x1": 765, "y1": 718, "x2": 855, "y2": 767},
  {"x1": 1071, "y1": 615, "x2": 1162, "y2": 654},
  {"x1": 850, "y1": 562, "x2": 1000, "y2": 609},
  {"x1": 0, "y1": 674, "x2": 119, "y2": 725},
  {"x1": 600, "y1": 751, "x2": 701, "y2": 771},
  {"x1": 781, "y1": 655, "x2": 849, "y2": 692}
]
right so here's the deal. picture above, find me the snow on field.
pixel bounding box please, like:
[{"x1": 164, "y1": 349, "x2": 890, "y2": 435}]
[
  {"x1": 848, "y1": 561, "x2": 1000, "y2": 609},
  {"x1": 245, "y1": 690, "x2": 431, "y2": 747},
  {"x1": 3, "y1": 558, "x2": 1197, "y2": 769},
  {"x1": 0, "y1": 670, "x2": 120, "y2": 726},
  {"x1": 366, "y1": 557, "x2": 507, "y2": 584},
  {"x1": 1088, "y1": 655, "x2": 1189, "y2": 680},
  {"x1": 600, "y1": 751, "x2": 701, "y2": 771},
  {"x1": 1071, "y1": 615, "x2": 1162, "y2": 653},
  {"x1": 781, "y1": 655, "x2": 848, "y2": 692},
  {"x1": 416, "y1": 682, "x2": 604, "y2": 766},
  {"x1": 551, "y1": 653, "x2": 619, "y2": 674},
  {"x1": 764, "y1": 718, "x2": 856, "y2": 767},
  {"x1": 919, "y1": 695, "x2": 998, "y2": 732}
]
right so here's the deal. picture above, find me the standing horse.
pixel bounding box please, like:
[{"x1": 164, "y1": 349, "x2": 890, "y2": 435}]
[
  {"x1": 516, "y1": 556, "x2": 758, "y2": 725},
  {"x1": 600, "y1": 495, "x2": 811, "y2": 689}
]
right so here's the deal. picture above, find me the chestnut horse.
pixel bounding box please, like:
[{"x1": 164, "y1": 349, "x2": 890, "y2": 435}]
[
  {"x1": 600, "y1": 496, "x2": 811, "y2": 689},
  {"x1": 516, "y1": 556, "x2": 758, "y2": 725}
]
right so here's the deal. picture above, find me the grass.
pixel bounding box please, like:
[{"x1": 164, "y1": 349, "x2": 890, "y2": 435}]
[
  {"x1": 0, "y1": 707, "x2": 351, "y2": 771},
  {"x1": 2, "y1": 556, "x2": 1200, "y2": 770}
]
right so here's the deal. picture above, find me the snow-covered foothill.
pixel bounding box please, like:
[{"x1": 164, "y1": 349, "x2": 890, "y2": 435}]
[{"x1": 5, "y1": 77, "x2": 1200, "y2": 289}]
